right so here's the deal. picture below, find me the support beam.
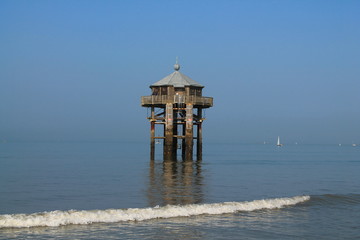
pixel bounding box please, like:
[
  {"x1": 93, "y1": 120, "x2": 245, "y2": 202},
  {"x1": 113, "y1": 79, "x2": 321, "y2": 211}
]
[
  {"x1": 172, "y1": 111, "x2": 178, "y2": 160},
  {"x1": 185, "y1": 104, "x2": 193, "y2": 161},
  {"x1": 182, "y1": 122, "x2": 186, "y2": 160},
  {"x1": 164, "y1": 103, "x2": 174, "y2": 161},
  {"x1": 197, "y1": 108, "x2": 203, "y2": 161},
  {"x1": 150, "y1": 107, "x2": 155, "y2": 161},
  {"x1": 150, "y1": 121, "x2": 155, "y2": 161}
]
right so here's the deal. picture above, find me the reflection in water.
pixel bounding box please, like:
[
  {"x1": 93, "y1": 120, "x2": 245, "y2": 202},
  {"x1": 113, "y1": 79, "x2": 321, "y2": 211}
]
[{"x1": 147, "y1": 161, "x2": 204, "y2": 206}]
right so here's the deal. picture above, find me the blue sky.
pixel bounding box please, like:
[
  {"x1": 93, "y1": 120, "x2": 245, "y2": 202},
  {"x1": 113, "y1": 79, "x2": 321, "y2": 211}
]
[{"x1": 1, "y1": 0, "x2": 359, "y2": 144}]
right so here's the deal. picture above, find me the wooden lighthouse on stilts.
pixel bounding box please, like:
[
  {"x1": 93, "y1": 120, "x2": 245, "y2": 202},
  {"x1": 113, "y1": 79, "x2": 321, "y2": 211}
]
[{"x1": 141, "y1": 61, "x2": 213, "y2": 162}]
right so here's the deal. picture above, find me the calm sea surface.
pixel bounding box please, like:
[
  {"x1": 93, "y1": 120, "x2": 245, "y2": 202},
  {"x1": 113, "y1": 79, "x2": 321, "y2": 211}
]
[{"x1": 0, "y1": 141, "x2": 359, "y2": 239}]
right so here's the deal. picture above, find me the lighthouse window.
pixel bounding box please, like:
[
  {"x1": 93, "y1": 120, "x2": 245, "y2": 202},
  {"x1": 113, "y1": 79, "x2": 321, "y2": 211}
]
[
  {"x1": 152, "y1": 88, "x2": 159, "y2": 95},
  {"x1": 175, "y1": 87, "x2": 185, "y2": 92},
  {"x1": 161, "y1": 87, "x2": 168, "y2": 95}
]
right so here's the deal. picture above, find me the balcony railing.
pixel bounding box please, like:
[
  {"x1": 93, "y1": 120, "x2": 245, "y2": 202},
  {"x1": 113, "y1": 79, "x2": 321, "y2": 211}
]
[{"x1": 141, "y1": 95, "x2": 213, "y2": 107}]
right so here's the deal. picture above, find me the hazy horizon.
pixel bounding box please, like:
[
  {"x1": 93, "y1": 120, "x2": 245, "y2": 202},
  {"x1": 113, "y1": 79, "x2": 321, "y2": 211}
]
[{"x1": 1, "y1": 1, "x2": 359, "y2": 145}]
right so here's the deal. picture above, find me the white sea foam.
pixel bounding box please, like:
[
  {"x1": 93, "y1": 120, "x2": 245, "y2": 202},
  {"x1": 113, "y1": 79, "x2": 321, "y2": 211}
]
[{"x1": 0, "y1": 195, "x2": 310, "y2": 228}]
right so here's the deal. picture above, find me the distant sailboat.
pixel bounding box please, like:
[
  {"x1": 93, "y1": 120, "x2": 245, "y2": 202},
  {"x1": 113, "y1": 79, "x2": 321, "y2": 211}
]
[{"x1": 276, "y1": 136, "x2": 283, "y2": 147}]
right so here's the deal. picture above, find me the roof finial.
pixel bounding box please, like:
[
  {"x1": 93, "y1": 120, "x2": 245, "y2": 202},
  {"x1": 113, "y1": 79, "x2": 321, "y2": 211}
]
[{"x1": 174, "y1": 57, "x2": 180, "y2": 71}]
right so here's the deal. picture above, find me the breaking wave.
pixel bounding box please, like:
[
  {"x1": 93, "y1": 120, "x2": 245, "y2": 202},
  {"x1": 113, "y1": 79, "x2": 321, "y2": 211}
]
[{"x1": 0, "y1": 195, "x2": 310, "y2": 228}]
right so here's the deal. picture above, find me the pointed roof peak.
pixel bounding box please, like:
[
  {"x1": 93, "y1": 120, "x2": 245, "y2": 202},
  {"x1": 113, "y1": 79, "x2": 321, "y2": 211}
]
[
  {"x1": 150, "y1": 62, "x2": 204, "y2": 88},
  {"x1": 174, "y1": 57, "x2": 180, "y2": 71}
]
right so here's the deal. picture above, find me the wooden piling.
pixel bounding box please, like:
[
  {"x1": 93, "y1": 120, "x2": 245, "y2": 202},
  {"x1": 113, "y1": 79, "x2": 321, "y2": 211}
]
[
  {"x1": 185, "y1": 104, "x2": 193, "y2": 161},
  {"x1": 150, "y1": 107, "x2": 155, "y2": 161},
  {"x1": 164, "y1": 103, "x2": 174, "y2": 161}
]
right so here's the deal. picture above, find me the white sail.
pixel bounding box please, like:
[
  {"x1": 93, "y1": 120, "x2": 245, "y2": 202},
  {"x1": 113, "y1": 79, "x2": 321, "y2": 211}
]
[{"x1": 277, "y1": 136, "x2": 282, "y2": 146}]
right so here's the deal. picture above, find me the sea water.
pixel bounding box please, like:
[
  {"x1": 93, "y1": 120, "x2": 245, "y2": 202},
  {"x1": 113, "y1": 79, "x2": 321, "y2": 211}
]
[{"x1": 0, "y1": 141, "x2": 359, "y2": 239}]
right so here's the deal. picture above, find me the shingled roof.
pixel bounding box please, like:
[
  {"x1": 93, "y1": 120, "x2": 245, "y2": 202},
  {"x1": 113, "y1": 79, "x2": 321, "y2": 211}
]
[{"x1": 150, "y1": 63, "x2": 204, "y2": 88}]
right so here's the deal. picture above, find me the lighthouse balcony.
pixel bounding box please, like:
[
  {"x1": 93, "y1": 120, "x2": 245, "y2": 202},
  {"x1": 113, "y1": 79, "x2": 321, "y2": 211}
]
[{"x1": 141, "y1": 95, "x2": 213, "y2": 108}]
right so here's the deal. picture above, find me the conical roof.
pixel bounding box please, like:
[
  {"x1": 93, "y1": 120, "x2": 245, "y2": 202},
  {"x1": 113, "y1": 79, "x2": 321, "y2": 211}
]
[{"x1": 151, "y1": 64, "x2": 204, "y2": 88}]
